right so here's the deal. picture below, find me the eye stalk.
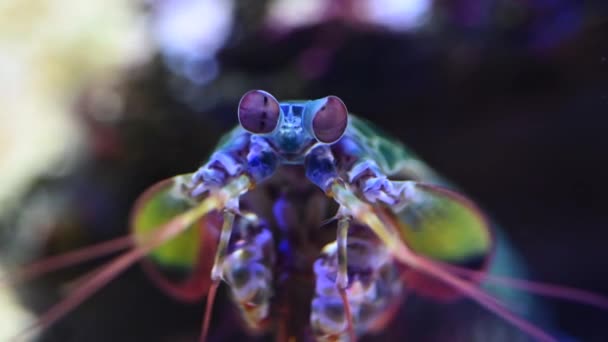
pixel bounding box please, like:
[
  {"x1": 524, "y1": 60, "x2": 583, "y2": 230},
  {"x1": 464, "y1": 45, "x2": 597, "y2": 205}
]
[
  {"x1": 312, "y1": 96, "x2": 348, "y2": 144},
  {"x1": 238, "y1": 90, "x2": 280, "y2": 134}
]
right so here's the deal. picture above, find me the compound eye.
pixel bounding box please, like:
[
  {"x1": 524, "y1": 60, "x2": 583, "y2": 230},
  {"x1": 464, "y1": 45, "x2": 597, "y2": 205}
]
[
  {"x1": 312, "y1": 96, "x2": 348, "y2": 143},
  {"x1": 238, "y1": 90, "x2": 280, "y2": 134}
]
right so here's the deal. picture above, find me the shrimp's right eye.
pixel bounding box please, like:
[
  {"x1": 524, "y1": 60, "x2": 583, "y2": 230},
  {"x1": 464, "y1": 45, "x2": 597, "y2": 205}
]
[{"x1": 238, "y1": 90, "x2": 280, "y2": 134}]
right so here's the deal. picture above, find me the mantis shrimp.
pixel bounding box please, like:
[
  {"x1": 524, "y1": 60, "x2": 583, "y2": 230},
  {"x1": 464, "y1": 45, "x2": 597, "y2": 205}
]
[{"x1": 6, "y1": 90, "x2": 608, "y2": 341}]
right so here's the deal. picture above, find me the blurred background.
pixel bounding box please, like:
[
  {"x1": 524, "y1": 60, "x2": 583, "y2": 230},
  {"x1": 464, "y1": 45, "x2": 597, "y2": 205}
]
[{"x1": 1, "y1": 0, "x2": 607, "y2": 341}]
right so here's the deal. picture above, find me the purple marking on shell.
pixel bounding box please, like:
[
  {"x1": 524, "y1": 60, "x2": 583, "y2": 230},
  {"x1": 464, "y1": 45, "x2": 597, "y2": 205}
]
[
  {"x1": 312, "y1": 96, "x2": 348, "y2": 143},
  {"x1": 238, "y1": 90, "x2": 280, "y2": 134}
]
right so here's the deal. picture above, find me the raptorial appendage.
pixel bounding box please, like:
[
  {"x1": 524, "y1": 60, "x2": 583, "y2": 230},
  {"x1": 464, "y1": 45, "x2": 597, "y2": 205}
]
[
  {"x1": 311, "y1": 233, "x2": 404, "y2": 341},
  {"x1": 190, "y1": 133, "x2": 250, "y2": 197},
  {"x1": 348, "y1": 159, "x2": 413, "y2": 210},
  {"x1": 220, "y1": 214, "x2": 276, "y2": 331}
]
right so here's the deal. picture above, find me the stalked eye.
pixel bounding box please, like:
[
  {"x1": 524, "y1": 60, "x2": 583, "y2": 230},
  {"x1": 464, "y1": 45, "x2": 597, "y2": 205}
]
[
  {"x1": 312, "y1": 96, "x2": 348, "y2": 143},
  {"x1": 238, "y1": 90, "x2": 280, "y2": 134}
]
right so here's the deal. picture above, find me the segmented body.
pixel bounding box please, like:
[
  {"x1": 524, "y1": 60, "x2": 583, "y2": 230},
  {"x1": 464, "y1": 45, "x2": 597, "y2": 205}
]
[{"x1": 144, "y1": 92, "x2": 495, "y2": 341}]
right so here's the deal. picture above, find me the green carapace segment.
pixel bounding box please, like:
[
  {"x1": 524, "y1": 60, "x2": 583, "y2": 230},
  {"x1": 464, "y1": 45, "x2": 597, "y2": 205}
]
[
  {"x1": 132, "y1": 174, "x2": 201, "y2": 269},
  {"x1": 396, "y1": 184, "x2": 492, "y2": 264}
]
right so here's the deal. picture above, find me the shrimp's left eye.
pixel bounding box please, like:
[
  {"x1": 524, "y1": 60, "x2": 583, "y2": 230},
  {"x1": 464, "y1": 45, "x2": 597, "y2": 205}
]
[
  {"x1": 238, "y1": 90, "x2": 280, "y2": 134},
  {"x1": 312, "y1": 96, "x2": 348, "y2": 143}
]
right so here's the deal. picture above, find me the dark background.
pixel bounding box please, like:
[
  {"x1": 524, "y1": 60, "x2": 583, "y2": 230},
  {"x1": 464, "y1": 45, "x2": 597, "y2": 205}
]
[{"x1": 2, "y1": 1, "x2": 608, "y2": 341}]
